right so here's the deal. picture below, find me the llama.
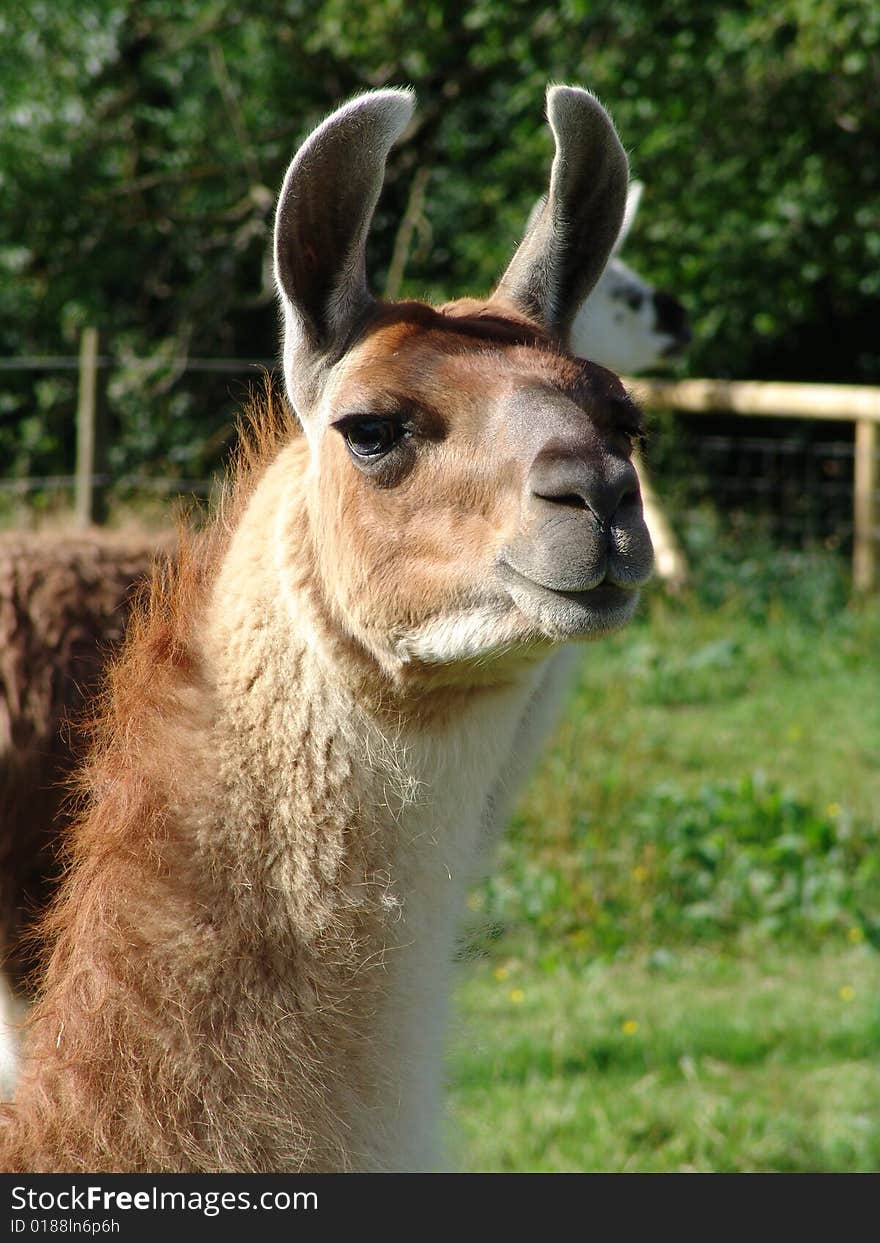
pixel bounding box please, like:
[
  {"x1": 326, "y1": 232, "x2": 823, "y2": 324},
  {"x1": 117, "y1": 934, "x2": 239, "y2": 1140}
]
[
  {"x1": 0, "y1": 531, "x2": 169, "y2": 981},
  {"x1": 0, "y1": 85, "x2": 652, "y2": 1173},
  {"x1": 572, "y1": 180, "x2": 690, "y2": 375},
  {"x1": 0, "y1": 181, "x2": 688, "y2": 1106}
]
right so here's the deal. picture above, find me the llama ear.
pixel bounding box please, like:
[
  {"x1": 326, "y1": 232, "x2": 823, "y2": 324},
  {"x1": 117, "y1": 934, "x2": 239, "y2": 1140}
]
[
  {"x1": 274, "y1": 89, "x2": 415, "y2": 413},
  {"x1": 492, "y1": 86, "x2": 629, "y2": 342},
  {"x1": 612, "y1": 179, "x2": 643, "y2": 256},
  {"x1": 523, "y1": 175, "x2": 640, "y2": 260}
]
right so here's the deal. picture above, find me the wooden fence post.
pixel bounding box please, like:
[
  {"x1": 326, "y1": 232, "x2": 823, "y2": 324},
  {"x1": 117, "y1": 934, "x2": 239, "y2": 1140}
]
[
  {"x1": 74, "y1": 327, "x2": 108, "y2": 526},
  {"x1": 634, "y1": 378, "x2": 880, "y2": 595},
  {"x1": 853, "y1": 418, "x2": 877, "y2": 593},
  {"x1": 632, "y1": 449, "x2": 690, "y2": 591}
]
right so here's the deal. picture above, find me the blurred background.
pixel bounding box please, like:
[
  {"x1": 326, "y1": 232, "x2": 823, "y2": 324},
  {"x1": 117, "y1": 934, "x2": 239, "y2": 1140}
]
[{"x1": 1, "y1": 0, "x2": 878, "y2": 1171}]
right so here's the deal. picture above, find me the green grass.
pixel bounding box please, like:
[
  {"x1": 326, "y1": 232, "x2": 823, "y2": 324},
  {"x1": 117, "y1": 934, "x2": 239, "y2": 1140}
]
[
  {"x1": 539, "y1": 587, "x2": 879, "y2": 822},
  {"x1": 447, "y1": 946, "x2": 880, "y2": 1171},
  {"x1": 447, "y1": 553, "x2": 880, "y2": 1171}
]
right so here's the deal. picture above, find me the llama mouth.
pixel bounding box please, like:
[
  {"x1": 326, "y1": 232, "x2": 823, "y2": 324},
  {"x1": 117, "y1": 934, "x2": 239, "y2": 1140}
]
[{"x1": 498, "y1": 561, "x2": 639, "y2": 636}]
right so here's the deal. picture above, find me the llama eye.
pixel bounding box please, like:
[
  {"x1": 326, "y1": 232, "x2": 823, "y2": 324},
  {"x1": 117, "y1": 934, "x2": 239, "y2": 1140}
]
[{"x1": 338, "y1": 417, "x2": 403, "y2": 459}]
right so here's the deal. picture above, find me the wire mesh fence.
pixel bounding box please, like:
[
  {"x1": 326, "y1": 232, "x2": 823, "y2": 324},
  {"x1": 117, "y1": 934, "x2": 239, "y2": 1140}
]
[{"x1": 646, "y1": 415, "x2": 862, "y2": 553}]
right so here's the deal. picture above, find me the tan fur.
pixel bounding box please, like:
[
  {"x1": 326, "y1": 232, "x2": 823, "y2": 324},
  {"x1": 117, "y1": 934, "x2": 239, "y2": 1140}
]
[
  {"x1": 0, "y1": 86, "x2": 651, "y2": 1171},
  {"x1": 0, "y1": 316, "x2": 643, "y2": 1171}
]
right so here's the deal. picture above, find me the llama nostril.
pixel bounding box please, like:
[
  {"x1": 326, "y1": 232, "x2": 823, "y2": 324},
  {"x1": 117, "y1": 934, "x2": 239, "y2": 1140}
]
[
  {"x1": 532, "y1": 478, "x2": 638, "y2": 524},
  {"x1": 534, "y1": 491, "x2": 589, "y2": 510},
  {"x1": 529, "y1": 441, "x2": 641, "y2": 527}
]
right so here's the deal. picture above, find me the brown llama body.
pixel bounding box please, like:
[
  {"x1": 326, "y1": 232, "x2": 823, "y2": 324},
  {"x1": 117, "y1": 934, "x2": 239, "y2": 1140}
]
[
  {"x1": 0, "y1": 530, "x2": 168, "y2": 995},
  {"x1": 0, "y1": 86, "x2": 653, "y2": 1172}
]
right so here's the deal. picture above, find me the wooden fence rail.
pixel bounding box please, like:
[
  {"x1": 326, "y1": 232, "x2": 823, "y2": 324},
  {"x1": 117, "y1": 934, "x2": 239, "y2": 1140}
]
[{"x1": 629, "y1": 377, "x2": 880, "y2": 593}]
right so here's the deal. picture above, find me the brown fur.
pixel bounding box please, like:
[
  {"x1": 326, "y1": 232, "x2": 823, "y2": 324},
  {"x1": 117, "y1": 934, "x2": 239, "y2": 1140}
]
[
  {"x1": 0, "y1": 529, "x2": 172, "y2": 991},
  {"x1": 0, "y1": 387, "x2": 328, "y2": 1171}
]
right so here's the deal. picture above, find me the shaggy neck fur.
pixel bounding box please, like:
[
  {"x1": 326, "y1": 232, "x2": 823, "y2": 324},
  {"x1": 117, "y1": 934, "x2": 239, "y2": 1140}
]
[{"x1": 0, "y1": 434, "x2": 547, "y2": 1174}]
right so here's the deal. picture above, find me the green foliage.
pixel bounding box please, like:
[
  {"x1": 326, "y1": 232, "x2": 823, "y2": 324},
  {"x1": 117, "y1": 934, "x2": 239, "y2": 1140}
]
[
  {"x1": 671, "y1": 505, "x2": 853, "y2": 623},
  {"x1": 474, "y1": 772, "x2": 879, "y2": 955},
  {"x1": 630, "y1": 773, "x2": 879, "y2": 941},
  {"x1": 2, "y1": 1, "x2": 879, "y2": 476}
]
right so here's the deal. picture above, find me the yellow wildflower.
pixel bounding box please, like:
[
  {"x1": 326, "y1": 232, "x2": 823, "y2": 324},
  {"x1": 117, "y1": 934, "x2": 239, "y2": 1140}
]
[
  {"x1": 622, "y1": 1019, "x2": 639, "y2": 1036},
  {"x1": 509, "y1": 989, "x2": 525, "y2": 1004},
  {"x1": 839, "y1": 985, "x2": 855, "y2": 1003}
]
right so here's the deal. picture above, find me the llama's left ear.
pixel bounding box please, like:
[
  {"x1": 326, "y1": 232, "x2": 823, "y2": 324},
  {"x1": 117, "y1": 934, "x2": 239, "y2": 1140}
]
[
  {"x1": 492, "y1": 86, "x2": 629, "y2": 342},
  {"x1": 274, "y1": 89, "x2": 415, "y2": 416}
]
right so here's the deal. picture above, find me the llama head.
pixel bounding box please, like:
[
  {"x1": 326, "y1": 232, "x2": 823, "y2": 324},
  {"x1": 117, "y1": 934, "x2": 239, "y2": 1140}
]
[
  {"x1": 569, "y1": 181, "x2": 692, "y2": 374},
  {"x1": 272, "y1": 87, "x2": 653, "y2": 677}
]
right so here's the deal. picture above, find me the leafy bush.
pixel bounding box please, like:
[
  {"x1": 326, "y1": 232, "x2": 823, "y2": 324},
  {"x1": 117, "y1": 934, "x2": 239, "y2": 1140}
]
[
  {"x1": 4, "y1": 0, "x2": 880, "y2": 478},
  {"x1": 468, "y1": 773, "x2": 879, "y2": 958},
  {"x1": 627, "y1": 774, "x2": 880, "y2": 943}
]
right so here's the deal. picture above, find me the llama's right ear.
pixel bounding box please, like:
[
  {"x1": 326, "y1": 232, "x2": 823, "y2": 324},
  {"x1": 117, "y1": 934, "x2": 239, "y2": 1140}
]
[{"x1": 274, "y1": 89, "x2": 415, "y2": 416}]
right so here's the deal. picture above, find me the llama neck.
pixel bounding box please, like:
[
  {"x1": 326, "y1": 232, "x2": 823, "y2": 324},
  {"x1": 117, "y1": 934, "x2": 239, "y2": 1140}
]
[
  {"x1": 186, "y1": 448, "x2": 542, "y2": 1170},
  {"x1": 4, "y1": 446, "x2": 543, "y2": 1174}
]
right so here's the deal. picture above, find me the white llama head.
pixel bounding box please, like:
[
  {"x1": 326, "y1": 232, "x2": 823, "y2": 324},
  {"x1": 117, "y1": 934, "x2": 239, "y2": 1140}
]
[{"x1": 568, "y1": 180, "x2": 691, "y2": 373}]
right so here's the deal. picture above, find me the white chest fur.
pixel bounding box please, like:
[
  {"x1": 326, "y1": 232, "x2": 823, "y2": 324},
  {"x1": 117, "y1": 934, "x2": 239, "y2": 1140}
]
[{"x1": 359, "y1": 659, "x2": 574, "y2": 1170}]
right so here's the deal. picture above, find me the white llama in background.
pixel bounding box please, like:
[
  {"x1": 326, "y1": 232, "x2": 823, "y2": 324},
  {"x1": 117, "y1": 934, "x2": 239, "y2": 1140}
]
[{"x1": 574, "y1": 180, "x2": 691, "y2": 374}]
